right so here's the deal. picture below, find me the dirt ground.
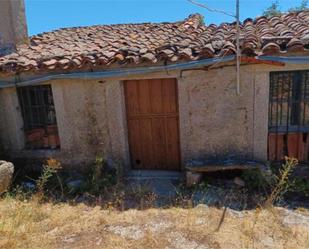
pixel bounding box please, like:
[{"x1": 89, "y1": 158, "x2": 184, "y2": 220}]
[{"x1": 0, "y1": 198, "x2": 308, "y2": 249}]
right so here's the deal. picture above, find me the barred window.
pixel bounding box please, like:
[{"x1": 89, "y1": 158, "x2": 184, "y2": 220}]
[
  {"x1": 269, "y1": 71, "x2": 309, "y2": 132},
  {"x1": 268, "y1": 70, "x2": 309, "y2": 162},
  {"x1": 17, "y1": 85, "x2": 60, "y2": 150}
]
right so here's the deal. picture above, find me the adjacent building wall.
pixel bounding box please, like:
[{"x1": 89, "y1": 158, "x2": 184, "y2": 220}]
[
  {"x1": 0, "y1": 63, "x2": 309, "y2": 171},
  {"x1": 0, "y1": 0, "x2": 28, "y2": 54}
]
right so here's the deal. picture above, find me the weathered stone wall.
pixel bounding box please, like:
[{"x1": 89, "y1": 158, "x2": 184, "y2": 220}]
[{"x1": 0, "y1": 63, "x2": 309, "y2": 170}]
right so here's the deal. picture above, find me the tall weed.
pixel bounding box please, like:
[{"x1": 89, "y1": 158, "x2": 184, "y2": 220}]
[{"x1": 264, "y1": 156, "x2": 298, "y2": 207}]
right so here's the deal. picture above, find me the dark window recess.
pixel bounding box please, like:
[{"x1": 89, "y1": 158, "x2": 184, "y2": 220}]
[
  {"x1": 268, "y1": 70, "x2": 309, "y2": 162},
  {"x1": 17, "y1": 85, "x2": 60, "y2": 150}
]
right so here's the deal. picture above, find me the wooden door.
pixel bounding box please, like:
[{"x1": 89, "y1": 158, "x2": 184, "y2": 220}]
[{"x1": 125, "y1": 78, "x2": 181, "y2": 170}]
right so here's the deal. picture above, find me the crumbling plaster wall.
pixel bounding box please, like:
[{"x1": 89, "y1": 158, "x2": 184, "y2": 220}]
[
  {"x1": 178, "y1": 63, "x2": 309, "y2": 163},
  {"x1": 1, "y1": 63, "x2": 309, "y2": 170},
  {"x1": 178, "y1": 66, "x2": 256, "y2": 162},
  {"x1": 50, "y1": 78, "x2": 129, "y2": 169},
  {"x1": 47, "y1": 68, "x2": 265, "y2": 169},
  {"x1": 51, "y1": 79, "x2": 109, "y2": 166},
  {"x1": 0, "y1": 78, "x2": 129, "y2": 170}
]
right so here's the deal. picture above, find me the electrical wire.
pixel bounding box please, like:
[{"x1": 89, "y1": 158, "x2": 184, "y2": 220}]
[{"x1": 187, "y1": 0, "x2": 241, "y2": 95}]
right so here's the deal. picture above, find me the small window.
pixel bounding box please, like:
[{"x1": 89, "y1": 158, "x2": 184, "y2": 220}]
[{"x1": 17, "y1": 85, "x2": 60, "y2": 150}]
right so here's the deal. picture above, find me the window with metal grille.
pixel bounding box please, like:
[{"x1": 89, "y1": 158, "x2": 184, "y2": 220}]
[
  {"x1": 17, "y1": 85, "x2": 60, "y2": 150},
  {"x1": 268, "y1": 70, "x2": 309, "y2": 162}
]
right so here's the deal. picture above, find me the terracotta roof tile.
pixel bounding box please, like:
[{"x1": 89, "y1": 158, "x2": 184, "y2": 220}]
[{"x1": 1, "y1": 11, "x2": 309, "y2": 74}]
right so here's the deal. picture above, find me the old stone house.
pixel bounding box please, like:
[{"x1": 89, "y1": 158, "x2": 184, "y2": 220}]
[{"x1": 1, "y1": 0, "x2": 309, "y2": 174}]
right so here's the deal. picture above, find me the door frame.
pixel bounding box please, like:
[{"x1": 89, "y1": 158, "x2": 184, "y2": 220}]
[{"x1": 123, "y1": 77, "x2": 182, "y2": 171}]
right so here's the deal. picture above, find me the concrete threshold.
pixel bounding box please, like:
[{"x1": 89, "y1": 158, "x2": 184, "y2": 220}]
[{"x1": 126, "y1": 170, "x2": 183, "y2": 180}]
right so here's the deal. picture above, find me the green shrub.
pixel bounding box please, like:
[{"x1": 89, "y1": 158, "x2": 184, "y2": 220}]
[
  {"x1": 241, "y1": 168, "x2": 270, "y2": 192},
  {"x1": 80, "y1": 156, "x2": 117, "y2": 195},
  {"x1": 290, "y1": 178, "x2": 309, "y2": 197}
]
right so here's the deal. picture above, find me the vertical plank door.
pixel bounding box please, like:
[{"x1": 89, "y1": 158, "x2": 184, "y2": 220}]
[{"x1": 124, "y1": 78, "x2": 181, "y2": 170}]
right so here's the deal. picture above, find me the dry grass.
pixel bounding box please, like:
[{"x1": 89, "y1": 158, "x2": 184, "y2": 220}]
[{"x1": 0, "y1": 197, "x2": 308, "y2": 249}]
